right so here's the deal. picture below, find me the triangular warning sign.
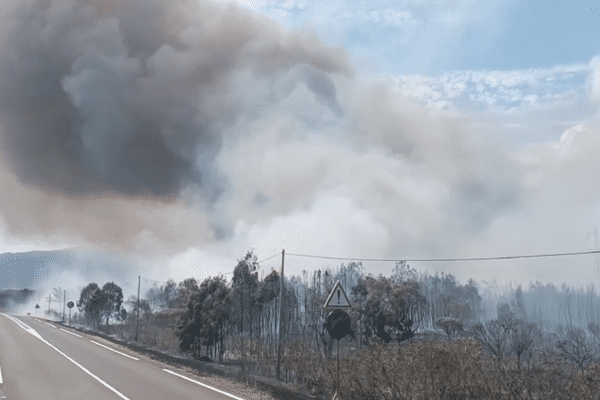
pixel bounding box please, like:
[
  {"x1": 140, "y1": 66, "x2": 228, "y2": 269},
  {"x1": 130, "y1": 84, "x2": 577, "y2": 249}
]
[{"x1": 324, "y1": 281, "x2": 352, "y2": 308}]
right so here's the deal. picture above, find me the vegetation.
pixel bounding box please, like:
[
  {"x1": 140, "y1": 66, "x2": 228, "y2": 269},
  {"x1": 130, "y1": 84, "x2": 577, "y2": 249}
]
[
  {"x1": 66, "y1": 252, "x2": 600, "y2": 398},
  {"x1": 77, "y1": 282, "x2": 123, "y2": 328}
]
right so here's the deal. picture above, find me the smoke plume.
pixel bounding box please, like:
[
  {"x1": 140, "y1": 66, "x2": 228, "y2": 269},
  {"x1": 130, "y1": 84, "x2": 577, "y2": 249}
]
[
  {"x1": 4, "y1": 0, "x2": 595, "y2": 287},
  {"x1": 0, "y1": 0, "x2": 351, "y2": 250}
]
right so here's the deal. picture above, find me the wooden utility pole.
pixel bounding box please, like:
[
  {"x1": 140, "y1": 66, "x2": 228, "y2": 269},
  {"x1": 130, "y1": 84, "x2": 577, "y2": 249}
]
[
  {"x1": 276, "y1": 249, "x2": 285, "y2": 381},
  {"x1": 588, "y1": 228, "x2": 600, "y2": 284},
  {"x1": 135, "y1": 275, "x2": 140, "y2": 341},
  {"x1": 63, "y1": 290, "x2": 66, "y2": 322}
]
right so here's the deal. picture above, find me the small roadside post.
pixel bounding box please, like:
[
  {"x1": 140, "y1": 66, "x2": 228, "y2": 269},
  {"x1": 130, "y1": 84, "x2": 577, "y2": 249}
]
[
  {"x1": 67, "y1": 301, "x2": 74, "y2": 326},
  {"x1": 324, "y1": 281, "x2": 352, "y2": 400}
]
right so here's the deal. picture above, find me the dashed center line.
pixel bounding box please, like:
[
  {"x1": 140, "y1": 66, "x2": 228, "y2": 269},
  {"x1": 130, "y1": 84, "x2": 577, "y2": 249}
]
[
  {"x1": 163, "y1": 369, "x2": 245, "y2": 400},
  {"x1": 0, "y1": 363, "x2": 3, "y2": 384},
  {"x1": 44, "y1": 322, "x2": 57, "y2": 328},
  {"x1": 90, "y1": 341, "x2": 139, "y2": 361},
  {"x1": 60, "y1": 328, "x2": 82, "y2": 338}
]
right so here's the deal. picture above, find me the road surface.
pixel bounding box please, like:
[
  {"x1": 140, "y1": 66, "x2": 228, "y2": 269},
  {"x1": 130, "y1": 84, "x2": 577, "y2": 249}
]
[{"x1": 0, "y1": 313, "x2": 263, "y2": 400}]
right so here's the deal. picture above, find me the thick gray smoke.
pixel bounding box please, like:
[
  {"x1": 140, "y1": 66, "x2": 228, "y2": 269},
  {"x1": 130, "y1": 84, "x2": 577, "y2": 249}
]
[
  {"x1": 0, "y1": 0, "x2": 349, "y2": 198},
  {"x1": 0, "y1": 0, "x2": 353, "y2": 249},
  {"x1": 6, "y1": 0, "x2": 593, "y2": 288}
]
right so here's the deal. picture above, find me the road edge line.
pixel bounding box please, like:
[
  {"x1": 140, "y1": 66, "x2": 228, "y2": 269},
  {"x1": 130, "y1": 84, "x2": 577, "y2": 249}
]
[
  {"x1": 90, "y1": 341, "x2": 139, "y2": 361},
  {"x1": 163, "y1": 369, "x2": 246, "y2": 400},
  {"x1": 1, "y1": 313, "x2": 130, "y2": 400},
  {"x1": 60, "y1": 328, "x2": 82, "y2": 338}
]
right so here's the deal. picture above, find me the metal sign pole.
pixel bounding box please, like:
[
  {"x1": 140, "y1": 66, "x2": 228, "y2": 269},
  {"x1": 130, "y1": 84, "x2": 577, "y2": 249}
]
[
  {"x1": 336, "y1": 339, "x2": 340, "y2": 398},
  {"x1": 66, "y1": 301, "x2": 74, "y2": 326}
]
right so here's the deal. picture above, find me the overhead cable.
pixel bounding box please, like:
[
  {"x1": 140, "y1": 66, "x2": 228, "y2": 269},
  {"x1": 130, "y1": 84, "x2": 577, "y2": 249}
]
[
  {"x1": 258, "y1": 252, "x2": 282, "y2": 264},
  {"x1": 285, "y1": 250, "x2": 600, "y2": 262}
]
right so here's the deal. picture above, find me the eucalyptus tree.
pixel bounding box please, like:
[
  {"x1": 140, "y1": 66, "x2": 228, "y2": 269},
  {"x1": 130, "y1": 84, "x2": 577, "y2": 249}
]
[
  {"x1": 78, "y1": 283, "x2": 102, "y2": 327},
  {"x1": 231, "y1": 250, "x2": 259, "y2": 368},
  {"x1": 101, "y1": 282, "x2": 123, "y2": 327}
]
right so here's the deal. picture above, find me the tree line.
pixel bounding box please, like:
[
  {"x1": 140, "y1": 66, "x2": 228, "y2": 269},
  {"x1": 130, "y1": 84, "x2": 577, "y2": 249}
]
[
  {"x1": 69, "y1": 252, "x2": 600, "y2": 398},
  {"x1": 75, "y1": 252, "x2": 481, "y2": 362},
  {"x1": 71, "y1": 251, "x2": 600, "y2": 392}
]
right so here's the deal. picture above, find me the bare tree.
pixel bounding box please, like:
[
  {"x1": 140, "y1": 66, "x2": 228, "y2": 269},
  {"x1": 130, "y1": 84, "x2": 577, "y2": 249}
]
[
  {"x1": 472, "y1": 319, "x2": 510, "y2": 360},
  {"x1": 556, "y1": 326, "x2": 596, "y2": 372},
  {"x1": 588, "y1": 321, "x2": 600, "y2": 344},
  {"x1": 510, "y1": 320, "x2": 539, "y2": 369}
]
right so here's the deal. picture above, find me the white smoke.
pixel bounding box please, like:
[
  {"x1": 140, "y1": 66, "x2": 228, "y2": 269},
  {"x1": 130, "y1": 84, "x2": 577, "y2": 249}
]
[{"x1": 0, "y1": 0, "x2": 599, "y2": 288}]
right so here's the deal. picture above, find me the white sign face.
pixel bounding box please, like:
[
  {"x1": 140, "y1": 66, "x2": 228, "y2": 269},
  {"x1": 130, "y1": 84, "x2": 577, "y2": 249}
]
[{"x1": 324, "y1": 281, "x2": 352, "y2": 309}]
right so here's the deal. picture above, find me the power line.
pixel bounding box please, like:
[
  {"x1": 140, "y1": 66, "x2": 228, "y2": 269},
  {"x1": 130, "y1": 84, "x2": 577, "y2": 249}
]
[
  {"x1": 285, "y1": 250, "x2": 600, "y2": 262},
  {"x1": 258, "y1": 252, "x2": 281, "y2": 264}
]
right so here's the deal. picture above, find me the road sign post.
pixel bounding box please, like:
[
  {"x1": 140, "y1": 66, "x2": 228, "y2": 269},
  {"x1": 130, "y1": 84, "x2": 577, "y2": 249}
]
[
  {"x1": 336, "y1": 338, "x2": 339, "y2": 399},
  {"x1": 67, "y1": 301, "x2": 74, "y2": 326},
  {"x1": 324, "y1": 281, "x2": 352, "y2": 400}
]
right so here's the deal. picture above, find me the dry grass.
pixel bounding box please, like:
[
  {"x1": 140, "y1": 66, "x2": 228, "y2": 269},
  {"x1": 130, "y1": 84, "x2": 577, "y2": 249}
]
[
  {"x1": 318, "y1": 338, "x2": 600, "y2": 400},
  {"x1": 98, "y1": 316, "x2": 600, "y2": 400}
]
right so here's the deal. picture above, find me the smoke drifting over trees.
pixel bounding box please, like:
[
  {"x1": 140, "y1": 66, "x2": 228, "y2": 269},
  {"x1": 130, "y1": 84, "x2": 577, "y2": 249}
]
[
  {"x1": 0, "y1": 0, "x2": 355, "y2": 251},
  {"x1": 0, "y1": 0, "x2": 349, "y2": 198},
  {"x1": 56, "y1": 253, "x2": 600, "y2": 398},
  {"x1": 0, "y1": 0, "x2": 541, "y2": 285}
]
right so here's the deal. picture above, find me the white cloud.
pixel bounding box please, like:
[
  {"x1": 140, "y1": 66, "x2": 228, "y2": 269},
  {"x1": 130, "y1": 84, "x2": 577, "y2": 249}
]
[{"x1": 589, "y1": 55, "x2": 600, "y2": 103}]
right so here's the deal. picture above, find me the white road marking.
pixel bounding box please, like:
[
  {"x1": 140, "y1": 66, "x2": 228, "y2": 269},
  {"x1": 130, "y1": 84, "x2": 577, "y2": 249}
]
[
  {"x1": 60, "y1": 328, "x2": 82, "y2": 338},
  {"x1": 1, "y1": 313, "x2": 130, "y2": 400},
  {"x1": 44, "y1": 322, "x2": 57, "y2": 328},
  {"x1": 0, "y1": 363, "x2": 3, "y2": 384},
  {"x1": 163, "y1": 369, "x2": 246, "y2": 400},
  {"x1": 90, "y1": 341, "x2": 139, "y2": 361}
]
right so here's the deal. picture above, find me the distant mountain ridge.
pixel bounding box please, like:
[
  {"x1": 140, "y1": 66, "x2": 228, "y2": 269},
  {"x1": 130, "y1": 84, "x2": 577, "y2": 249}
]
[
  {"x1": 0, "y1": 250, "x2": 74, "y2": 290},
  {"x1": 0, "y1": 250, "x2": 126, "y2": 290}
]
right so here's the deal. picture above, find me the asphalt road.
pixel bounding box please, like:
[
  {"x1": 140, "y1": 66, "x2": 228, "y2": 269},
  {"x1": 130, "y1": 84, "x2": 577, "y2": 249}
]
[{"x1": 0, "y1": 313, "x2": 262, "y2": 400}]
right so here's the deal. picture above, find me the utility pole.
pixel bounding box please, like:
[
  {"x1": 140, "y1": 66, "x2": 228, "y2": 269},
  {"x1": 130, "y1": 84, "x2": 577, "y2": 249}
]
[
  {"x1": 48, "y1": 294, "x2": 52, "y2": 313},
  {"x1": 276, "y1": 249, "x2": 285, "y2": 381},
  {"x1": 588, "y1": 228, "x2": 600, "y2": 287},
  {"x1": 63, "y1": 290, "x2": 66, "y2": 322},
  {"x1": 135, "y1": 275, "x2": 140, "y2": 341}
]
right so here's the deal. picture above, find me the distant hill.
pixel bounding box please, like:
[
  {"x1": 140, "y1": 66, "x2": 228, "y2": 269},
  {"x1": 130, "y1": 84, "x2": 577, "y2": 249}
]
[
  {"x1": 0, "y1": 250, "x2": 128, "y2": 290},
  {"x1": 0, "y1": 250, "x2": 74, "y2": 289}
]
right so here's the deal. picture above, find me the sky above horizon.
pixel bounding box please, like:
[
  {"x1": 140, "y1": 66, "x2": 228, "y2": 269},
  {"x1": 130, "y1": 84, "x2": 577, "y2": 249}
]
[{"x1": 1, "y1": 0, "x2": 600, "y2": 295}]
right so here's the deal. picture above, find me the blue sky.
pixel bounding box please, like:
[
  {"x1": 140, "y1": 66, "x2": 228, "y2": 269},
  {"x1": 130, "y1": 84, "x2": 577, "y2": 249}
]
[
  {"x1": 246, "y1": 0, "x2": 600, "y2": 72},
  {"x1": 232, "y1": 0, "x2": 600, "y2": 145}
]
